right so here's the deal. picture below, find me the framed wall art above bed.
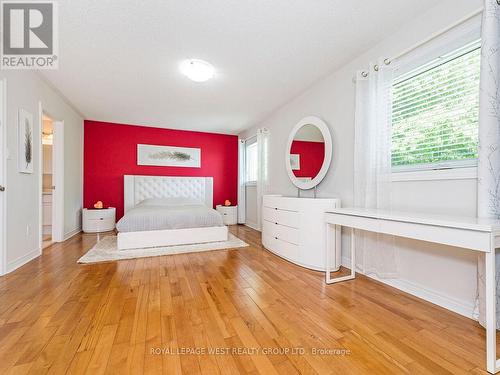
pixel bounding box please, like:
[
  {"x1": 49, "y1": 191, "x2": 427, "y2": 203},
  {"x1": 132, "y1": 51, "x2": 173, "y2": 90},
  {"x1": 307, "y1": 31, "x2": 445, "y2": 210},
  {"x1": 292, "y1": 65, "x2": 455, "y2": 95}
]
[{"x1": 137, "y1": 144, "x2": 201, "y2": 168}]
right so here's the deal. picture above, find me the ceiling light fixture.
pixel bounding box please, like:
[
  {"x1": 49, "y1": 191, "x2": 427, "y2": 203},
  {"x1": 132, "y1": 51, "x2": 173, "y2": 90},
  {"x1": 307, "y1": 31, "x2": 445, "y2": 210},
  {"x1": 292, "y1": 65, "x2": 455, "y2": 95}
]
[{"x1": 179, "y1": 59, "x2": 215, "y2": 82}]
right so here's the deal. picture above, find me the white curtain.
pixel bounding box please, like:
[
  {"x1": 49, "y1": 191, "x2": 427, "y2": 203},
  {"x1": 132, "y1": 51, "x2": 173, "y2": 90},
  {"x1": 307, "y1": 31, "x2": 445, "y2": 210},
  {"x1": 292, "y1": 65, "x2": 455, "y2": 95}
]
[
  {"x1": 353, "y1": 60, "x2": 398, "y2": 278},
  {"x1": 475, "y1": 0, "x2": 500, "y2": 328},
  {"x1": 256, "y1": 128, "x2": 270, "y2": 230},
  {"x1": 237, "y1": 139, "x2": 246, "y2": 224}
]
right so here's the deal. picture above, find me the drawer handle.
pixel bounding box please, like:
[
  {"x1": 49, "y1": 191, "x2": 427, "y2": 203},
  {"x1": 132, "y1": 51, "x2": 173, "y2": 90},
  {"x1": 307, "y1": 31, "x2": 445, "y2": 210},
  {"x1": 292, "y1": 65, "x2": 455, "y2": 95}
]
[
  {"x1": 275, "y1": 222, "x2": 278, "y2": 225},
  {"x1": 223, "y1": 213, "x2": 227, "y2": 215},
  {"x1": 275, "y1": 236, "x2": 278, "y2": 240},
  {"x1": 274, "y1": 207, "x2": 278, "y2": 210}
]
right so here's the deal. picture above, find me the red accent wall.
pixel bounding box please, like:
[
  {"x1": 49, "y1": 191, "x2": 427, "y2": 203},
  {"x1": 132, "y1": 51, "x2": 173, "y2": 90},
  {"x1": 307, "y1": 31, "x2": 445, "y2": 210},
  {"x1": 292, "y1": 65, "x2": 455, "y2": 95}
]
[
  {"x1": 84, "y1": 120, "x2": 238, "y2": 219},
  {"x1": 290, "y1": 140, "x2": 325, "y2": 178}
]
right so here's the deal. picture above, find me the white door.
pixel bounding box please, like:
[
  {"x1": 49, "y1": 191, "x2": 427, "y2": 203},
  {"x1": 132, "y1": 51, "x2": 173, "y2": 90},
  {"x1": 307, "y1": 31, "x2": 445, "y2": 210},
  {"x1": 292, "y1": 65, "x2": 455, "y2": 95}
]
[
  {"x1": 0, "y1": 79, "x2": 6, "y2": 275},
  {"x1": 52, "y1": 121, "x2": 64, "y2": 242}
]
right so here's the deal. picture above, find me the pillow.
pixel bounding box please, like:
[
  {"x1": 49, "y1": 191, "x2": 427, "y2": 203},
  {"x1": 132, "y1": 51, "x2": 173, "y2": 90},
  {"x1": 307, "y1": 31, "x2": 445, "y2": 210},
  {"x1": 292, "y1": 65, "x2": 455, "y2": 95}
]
[{"x1": 138, "y1": 197, "x2": 202, "y2": 207}]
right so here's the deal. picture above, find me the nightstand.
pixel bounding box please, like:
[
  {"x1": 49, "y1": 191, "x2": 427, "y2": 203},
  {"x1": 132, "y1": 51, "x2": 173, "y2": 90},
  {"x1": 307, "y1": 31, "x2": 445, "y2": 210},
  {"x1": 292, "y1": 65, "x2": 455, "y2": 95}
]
[
  {"x1": 216, "y1": 205, "x2": 238, "y2": 225},
  {"x1": 83, "y1": 207, "x2": 116, "y2": 233}
]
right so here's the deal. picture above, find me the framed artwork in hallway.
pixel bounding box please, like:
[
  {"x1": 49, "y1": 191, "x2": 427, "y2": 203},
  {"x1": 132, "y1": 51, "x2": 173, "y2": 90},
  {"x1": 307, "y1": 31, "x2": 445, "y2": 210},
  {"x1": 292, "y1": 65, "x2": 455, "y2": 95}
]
[{"x1": 18, "y1": 109, "x2": 34, "y2": 174}]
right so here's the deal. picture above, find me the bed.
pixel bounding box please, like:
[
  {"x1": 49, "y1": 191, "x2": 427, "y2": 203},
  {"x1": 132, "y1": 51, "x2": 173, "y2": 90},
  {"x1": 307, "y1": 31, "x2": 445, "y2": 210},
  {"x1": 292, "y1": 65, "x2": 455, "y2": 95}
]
[{"x1": 116, "y1": 175, "x2": 228, "y2": 250}]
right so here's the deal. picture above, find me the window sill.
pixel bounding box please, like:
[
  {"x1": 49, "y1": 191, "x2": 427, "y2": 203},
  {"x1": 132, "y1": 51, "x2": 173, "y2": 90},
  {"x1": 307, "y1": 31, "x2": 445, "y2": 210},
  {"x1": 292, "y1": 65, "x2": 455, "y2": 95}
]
[{"x1": 391, "y1": 167, "x2": 477, "y2": 182}]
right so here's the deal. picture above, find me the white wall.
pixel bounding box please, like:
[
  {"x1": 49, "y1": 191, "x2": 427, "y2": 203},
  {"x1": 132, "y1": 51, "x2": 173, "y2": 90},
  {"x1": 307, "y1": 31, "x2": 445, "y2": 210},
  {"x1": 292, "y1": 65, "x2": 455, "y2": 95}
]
[
  {"x1": 240, "y1": 0, "x2": 482, "y2": 317},
  {"x1": 3, "y1": 71, "x2": 83, "y2": 273}
]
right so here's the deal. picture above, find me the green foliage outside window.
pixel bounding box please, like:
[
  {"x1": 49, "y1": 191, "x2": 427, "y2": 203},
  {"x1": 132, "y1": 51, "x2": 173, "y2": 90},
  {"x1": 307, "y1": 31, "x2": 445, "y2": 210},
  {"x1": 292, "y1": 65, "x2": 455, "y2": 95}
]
[{"x1": 391, "y1": 46, "x2": 480, "y2": 168}]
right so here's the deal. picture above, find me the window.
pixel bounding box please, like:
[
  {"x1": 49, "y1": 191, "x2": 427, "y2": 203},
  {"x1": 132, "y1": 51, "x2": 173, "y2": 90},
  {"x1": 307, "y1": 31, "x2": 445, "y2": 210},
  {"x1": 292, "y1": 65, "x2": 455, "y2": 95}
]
[
  {"x1": 245, "y1": 140, "x2": 258, "y2": 183},
  {"x1": 391, "y1": 40, "x2": 481, "y2": 171}
]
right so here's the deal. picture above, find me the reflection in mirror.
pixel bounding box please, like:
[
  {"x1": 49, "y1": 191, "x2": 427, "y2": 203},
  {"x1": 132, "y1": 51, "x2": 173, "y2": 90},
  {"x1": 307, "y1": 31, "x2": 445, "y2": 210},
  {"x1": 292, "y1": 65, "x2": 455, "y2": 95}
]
[{"x1": 289, "y1": 124, "x2": 325, "y2": 181}]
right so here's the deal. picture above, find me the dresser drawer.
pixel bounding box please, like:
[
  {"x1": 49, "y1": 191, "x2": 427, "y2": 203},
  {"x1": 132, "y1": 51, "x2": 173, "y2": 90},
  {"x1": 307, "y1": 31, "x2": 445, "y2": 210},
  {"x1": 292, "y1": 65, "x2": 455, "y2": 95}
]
[
  {"x1": 263, "y1": 196, "x2": 299, "y2": 212},
  {"x1": 262, "y1": 234, "x2": 299, "y2": 261},
  {"x1": 262, "y1": 206, "x2": 299, "y2": 228},
  {"x1": 263, "y1": 220, "x2": 299, "y2": 245}
]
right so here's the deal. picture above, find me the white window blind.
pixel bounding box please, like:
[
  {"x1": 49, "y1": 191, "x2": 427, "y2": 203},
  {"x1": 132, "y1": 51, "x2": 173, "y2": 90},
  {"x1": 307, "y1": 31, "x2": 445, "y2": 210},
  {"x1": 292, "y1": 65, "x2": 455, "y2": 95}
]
[{"x1": 391, "y1": 40, "x2": 481, "y2": 171}]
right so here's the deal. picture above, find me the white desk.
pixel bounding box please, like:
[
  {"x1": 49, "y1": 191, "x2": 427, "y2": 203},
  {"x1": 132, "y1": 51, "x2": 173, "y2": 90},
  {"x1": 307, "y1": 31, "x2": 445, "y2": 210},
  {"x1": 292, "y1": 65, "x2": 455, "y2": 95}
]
[{"x1": 324, "y1": 208, "x2": 500, "y2": 374}]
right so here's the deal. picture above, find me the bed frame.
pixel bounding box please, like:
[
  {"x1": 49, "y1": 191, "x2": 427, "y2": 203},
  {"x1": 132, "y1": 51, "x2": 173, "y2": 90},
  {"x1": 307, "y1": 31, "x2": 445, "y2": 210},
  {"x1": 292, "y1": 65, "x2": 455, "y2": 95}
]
[{"x1": 117, "y1": 175, "x2": 228, "y2": 250}]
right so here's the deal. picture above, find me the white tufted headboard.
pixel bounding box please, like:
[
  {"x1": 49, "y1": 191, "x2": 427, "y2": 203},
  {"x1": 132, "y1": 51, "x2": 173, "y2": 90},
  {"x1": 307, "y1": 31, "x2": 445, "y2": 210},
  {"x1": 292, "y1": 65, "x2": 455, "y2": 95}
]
[{"x1": 124, "y1": 175, "x2": 214, "y2": 213}]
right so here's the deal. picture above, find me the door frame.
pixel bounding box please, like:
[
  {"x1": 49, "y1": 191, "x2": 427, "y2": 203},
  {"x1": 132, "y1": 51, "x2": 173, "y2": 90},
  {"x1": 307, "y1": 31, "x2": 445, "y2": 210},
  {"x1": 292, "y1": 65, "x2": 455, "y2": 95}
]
[
  {"x1": 0, "y1": 79, "x2": 6, "y2": 275},
  {"x1": 52, "y1": 120, "x2": 64, "y2": 242},
  {"x1": 38, "y1": 102, "x2": 64, "y2": 249}
]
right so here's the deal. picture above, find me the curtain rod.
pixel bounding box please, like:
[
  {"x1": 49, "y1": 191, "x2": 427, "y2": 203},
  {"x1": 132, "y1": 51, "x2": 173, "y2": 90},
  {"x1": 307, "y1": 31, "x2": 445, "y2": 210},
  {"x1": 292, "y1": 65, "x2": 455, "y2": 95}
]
[
  {"x1": 388, "y1": 6, "x2": 483, "y2": 63},
  {"x1": 353, "y1": 6, "x2": 483, "y2": 82}
]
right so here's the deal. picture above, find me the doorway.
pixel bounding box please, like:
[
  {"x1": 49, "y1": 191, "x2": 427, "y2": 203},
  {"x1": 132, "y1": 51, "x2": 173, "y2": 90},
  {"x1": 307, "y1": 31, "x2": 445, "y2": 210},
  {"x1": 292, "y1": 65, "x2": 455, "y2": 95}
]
[
  {"x1": 39, "y1": 103, "x2": 64, "y2": 249},
  {"x1": 41, "y1": 114, "x2": 54, "y2": 248}
]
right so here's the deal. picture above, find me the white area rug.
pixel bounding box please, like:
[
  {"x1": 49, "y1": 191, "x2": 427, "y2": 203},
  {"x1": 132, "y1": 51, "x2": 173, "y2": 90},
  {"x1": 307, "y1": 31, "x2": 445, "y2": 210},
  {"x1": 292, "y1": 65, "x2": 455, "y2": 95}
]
[{"x1": 78, "y1": 234, "x2": 249, "y2": 264}]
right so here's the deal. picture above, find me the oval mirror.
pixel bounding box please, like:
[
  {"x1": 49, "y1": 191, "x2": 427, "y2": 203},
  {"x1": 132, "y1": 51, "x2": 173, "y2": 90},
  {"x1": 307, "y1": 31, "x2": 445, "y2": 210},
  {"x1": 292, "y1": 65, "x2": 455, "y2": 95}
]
[{"x1": 285, "y1": 116, "x2": 332, "y2": 190}]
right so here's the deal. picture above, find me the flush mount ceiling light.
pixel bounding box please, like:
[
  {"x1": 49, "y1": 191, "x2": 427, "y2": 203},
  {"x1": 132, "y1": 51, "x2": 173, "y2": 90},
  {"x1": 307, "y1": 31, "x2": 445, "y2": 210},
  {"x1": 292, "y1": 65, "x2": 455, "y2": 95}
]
[{"x1": 179, "y1": 59, "x2": 215, "y2": 82}]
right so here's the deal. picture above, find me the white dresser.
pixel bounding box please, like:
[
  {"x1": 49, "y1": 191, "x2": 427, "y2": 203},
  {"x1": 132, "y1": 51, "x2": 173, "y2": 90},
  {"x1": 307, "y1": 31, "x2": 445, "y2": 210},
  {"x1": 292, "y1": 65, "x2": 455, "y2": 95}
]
[
  {"x1": 262, "y1": 195, "x2": 341, "y2": 271},
  {"x1": 82, "y1": 207, "x2": 116, "y2": 233},
  {"x1": 216, "y1": 205, "x2": 238, "y2": 225}
]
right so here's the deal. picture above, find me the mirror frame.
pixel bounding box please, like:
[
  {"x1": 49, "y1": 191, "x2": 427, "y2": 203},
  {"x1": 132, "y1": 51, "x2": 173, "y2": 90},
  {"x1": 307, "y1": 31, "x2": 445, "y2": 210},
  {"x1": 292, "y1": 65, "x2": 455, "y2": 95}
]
[{"x1": 285, "y1": 116, "x2": 332, "y2": 190}]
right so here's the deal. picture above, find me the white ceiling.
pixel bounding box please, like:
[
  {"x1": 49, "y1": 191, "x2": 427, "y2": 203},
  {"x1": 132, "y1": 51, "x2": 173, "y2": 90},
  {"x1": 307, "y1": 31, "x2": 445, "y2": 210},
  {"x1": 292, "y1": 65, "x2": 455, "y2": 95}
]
[{"x1": 42, "y1": 0, "x2": 438, "y2": 134}]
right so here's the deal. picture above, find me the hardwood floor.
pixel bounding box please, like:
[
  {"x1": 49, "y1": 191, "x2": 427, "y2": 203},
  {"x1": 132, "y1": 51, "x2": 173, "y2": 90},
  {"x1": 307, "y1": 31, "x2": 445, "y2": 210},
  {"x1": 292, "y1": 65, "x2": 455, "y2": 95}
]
[
  {"x1": 0, "y1": 225, "x2": 496, "y2": 374},
  {"x1": 42, "y1": 235, "x2": 53, "y2": 250}
]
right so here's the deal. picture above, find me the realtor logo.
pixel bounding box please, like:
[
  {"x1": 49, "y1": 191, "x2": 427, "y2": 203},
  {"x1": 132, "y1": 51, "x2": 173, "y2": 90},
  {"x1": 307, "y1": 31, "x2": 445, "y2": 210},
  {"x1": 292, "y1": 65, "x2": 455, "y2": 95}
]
[{"x1": 1, "y1": 1, "x2": 58, "y2": 69}]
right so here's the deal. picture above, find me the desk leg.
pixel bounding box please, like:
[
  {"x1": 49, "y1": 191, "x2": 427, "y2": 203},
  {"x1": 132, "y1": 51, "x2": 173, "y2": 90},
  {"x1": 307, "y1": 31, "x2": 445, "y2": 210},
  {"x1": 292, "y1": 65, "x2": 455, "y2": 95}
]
[
  {"x1": 325, "y1": 222, "x2": 331, "y2": 283},
  {"x1": 325, "y1": 224, "x2": 356, "y2": 284},
  {"x1": 486, "y1": 248, "x2": 500, "y2": 374}
]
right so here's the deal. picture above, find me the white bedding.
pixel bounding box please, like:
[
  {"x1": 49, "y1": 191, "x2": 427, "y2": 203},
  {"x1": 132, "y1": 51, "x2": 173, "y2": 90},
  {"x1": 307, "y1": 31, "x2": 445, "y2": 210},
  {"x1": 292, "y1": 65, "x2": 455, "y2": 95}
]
[{"x1": 116, "y1": 199, "x2": 224, "y2": 233}]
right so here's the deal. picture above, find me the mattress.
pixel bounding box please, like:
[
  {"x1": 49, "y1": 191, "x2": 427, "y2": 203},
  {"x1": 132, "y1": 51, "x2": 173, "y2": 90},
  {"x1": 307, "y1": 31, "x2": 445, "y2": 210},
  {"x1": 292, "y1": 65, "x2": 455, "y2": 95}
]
[{"x1": 116, "y1": 201, "x2": 224, "y2": 233}]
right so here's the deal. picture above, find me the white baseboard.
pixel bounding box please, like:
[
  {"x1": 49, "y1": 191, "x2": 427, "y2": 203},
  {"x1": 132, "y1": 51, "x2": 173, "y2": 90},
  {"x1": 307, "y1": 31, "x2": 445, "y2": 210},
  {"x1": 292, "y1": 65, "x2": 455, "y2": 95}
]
[
  {"x1": 384, "y1": 277, "x2": 475, "y2": 318},
  {"x1": 245, "y1": 222, "x2": 261, "y2": 231},
  {"x1": 341, "y1": 256, "x2": 474, "y2": 319},
  {"x1": 6, "y1": 248, "x2": 41, "y2": 274},
  {"x1": 3, "y1": 228, "x2": 82, "y2": 275},
  {"x1": 64, "y1": 227, "x2": 81, "y2": 241}
]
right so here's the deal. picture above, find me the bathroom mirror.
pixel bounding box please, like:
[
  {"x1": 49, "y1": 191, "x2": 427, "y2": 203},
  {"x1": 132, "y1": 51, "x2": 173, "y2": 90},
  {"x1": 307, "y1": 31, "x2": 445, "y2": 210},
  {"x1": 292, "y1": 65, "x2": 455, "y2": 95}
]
[{"x1": 285, "y1": 116, "x2": 332, "y2": 191}]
